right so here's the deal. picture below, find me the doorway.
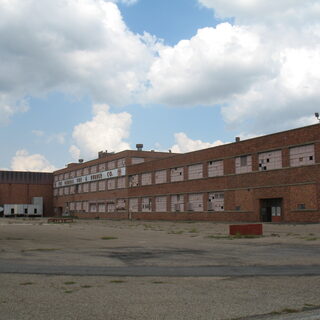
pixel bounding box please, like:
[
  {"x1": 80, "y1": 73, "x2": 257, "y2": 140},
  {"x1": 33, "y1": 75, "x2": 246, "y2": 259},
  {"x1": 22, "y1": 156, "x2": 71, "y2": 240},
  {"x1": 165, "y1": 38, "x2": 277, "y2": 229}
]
[{"x1": 260, "y1": 198, "x2": 282, "y2": 222}]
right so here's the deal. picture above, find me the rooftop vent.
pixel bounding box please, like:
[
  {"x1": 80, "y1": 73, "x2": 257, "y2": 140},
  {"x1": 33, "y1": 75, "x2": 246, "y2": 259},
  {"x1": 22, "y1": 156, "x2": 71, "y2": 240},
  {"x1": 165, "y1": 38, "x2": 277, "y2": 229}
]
[
  {"x1": 136, "y1": 144, "x2": 143, "y2": 151},
  {"x1": 78, "y1": 159, "x2": 84, "y2": 163},
  {"x1": 235, "y1": 137, "x2": 240, "y2": 142}
]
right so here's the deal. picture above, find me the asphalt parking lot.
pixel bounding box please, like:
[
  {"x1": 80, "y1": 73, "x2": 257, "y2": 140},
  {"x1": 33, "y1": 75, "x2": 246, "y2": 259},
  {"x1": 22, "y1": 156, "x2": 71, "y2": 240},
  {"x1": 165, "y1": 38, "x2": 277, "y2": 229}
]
[{"x1": 0, "y1": 219, "x2": 319, "y2": 320}]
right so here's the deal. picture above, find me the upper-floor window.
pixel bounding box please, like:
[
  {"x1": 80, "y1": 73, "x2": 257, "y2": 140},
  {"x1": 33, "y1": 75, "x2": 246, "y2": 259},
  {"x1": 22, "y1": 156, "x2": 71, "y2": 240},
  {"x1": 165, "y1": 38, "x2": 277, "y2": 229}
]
[
  {"x1": 108, "y1": 160, "x2": 116, "y2": 170},
  {"x1": 155, "y1": 169, "x2": 167, "y2": 184},
  {"x1": 117, "y1": 158, "x2": 126, "y2": 167},
  {"x1": 188, "y1": 164, "x2": 203, "y2": 180},
  {"x1": 141, "y1": 173, "x2": 152, "y2": 186},
  {"x1": 208, "y1": 160, "x2": 223, "y2": 177},
  {"x1": 235, "y1": 155, "x2": 252, "y2": 174},
  {"x1": 98, "y1": 163, "x2": 106, "y2": 172},
  {"x1": 129, "y1": 174, "x2": 139, "y2": 187},
  {"x1": 170, "y1": 167, "x2": 184, "y2": 182},
  {"x1": 290, "y1": 144, "x2": 315, "y2": 167},
  {"x1": 91, "y1": 165, "x2": 97, "y2": 174},
  {"x1": 259, "y1": 150, "x2": 282, "y2": 171}
]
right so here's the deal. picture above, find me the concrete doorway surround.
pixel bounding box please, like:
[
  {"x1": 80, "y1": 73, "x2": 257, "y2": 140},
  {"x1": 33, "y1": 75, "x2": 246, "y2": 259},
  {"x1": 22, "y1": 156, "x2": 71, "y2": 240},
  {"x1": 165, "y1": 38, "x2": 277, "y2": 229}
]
[{"x1": 260, "y1": 198, "x2": 283, "y2": 222}]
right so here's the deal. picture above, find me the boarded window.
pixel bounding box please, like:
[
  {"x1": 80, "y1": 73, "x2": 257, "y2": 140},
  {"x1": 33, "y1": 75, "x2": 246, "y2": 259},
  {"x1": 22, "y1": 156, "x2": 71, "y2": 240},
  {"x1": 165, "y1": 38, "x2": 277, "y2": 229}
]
[
  {"x1": 208, "y1": 160, "x2": 224, "y2": 177},
  {"x1": 70, "y1": 202, "x2": 75, "y2": 211},
  {"x1": 170, "y1": 167, "x2": 184, "y2": 182},
  {"x1": 290, "y1": 144, "x2": 315, "y2": 167},
  {"x1": 98, "y1": 203, "x2": 105, "y2": 213},
  {"x1": 117, "y1": 158, "x2": 126, "y2": 167},
  {"x1": 98, "y1": 163, "x2": 106, "y2": 172},
  {"x1": 142, "y1": 197, "x2": 152, "y2": 212},
  {"x1": 132, "y1": 157, "x2": 144, "y2": 165},
  {"x1": 171, "y1": 195, "x2": 184, "y2": 212},
  {"x1": 76, "y1": 202, "x2": 82, "y2": 211},
  {"x1": 208, "y1": 192, "x2": 224, "y2": 211},
  {"x1": 155, "y1": 196, "x2": 167, "y2": 212},
  {"x1": 91, "y1": 165, "x2": 97, "y2": 174},
  {"x1": 141, "y1": 173, "x2": 152, "y2": 185},
  {"x1": 129, "y1": 175, "x2": 139, "y2": 187},
  {"x1": 187, "y1": 194, "x2": 203, "y2": 212},
  {"x1": 89, "y1": 203, "x2": 97, "y2": 213},
  {"x1": 107, "y1": 202, "x2": 115, "y2": 212},
  {"x1": 108, "y1": 160, "x2": 116, "y2": 170},
  {"x1": 83, "y1": 183, "x2": 89, "y2": 193},
  {"x1": 107, "y1": 178, "x2": 116, "y2": 190},
  {"x1": 76, "y1": 169, "x2": 82, "y2": 177},
  {"x1": 90, "y1": 182, "x2": 97, "y2": 192},
  {"x1": 235, "y1": 155, "x2": 252, "y2": 174},
  {"x1": 70, "y1": 185, "x2": 75, "y2": 194},
  {"x1": 117, "y1": 177, "x2": 126, "y2": 189},
  {"x1": 129, "y1": 198, "x2": 139, "y2": 212},
  {"x1": 188, "y1": 164, "x2": 203, "y2": 180},
  {"x1": 259, "y1": 150, "x2": 282, "y2": 171},
  {"x1": 83, "y1": 167, "x2": 89, "y2": 175},
  {"x1": 155, "y1": 169, "x2": 167, "y2": 184},
  {"x1": 98, "y1": 180, "x2": 106, "y2": 191},
  {"x1": 116, "y1": 199, "x2": 126, "y2": 211}
]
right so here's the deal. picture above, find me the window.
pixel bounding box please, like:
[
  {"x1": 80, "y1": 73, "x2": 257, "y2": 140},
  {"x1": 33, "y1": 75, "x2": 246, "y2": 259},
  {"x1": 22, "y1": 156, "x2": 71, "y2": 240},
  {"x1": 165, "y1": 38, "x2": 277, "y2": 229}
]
[
  {"x1": 142, "y1": 197, "x2": 152, "y2": 212},
  {"x1": 235, "y1": 155, "x2": 252, "y2": 174},
  {"x1": 171, "y1": 195, "x2": 184, "y2": 212},
  {"x1": 208, "y1": 160, "x2": 224, "y2": 177},
  {"x1": 155, "y1": 170, "x2": 167, "y2": 184},
  {"x1": 290, "y1": 144, "x2": 315, "y2": 167},
  {"x1": 141, "y1": 173, "x2": 152, "y2": 185},
  {"x1": 297, "y1": 203, "x2": 306, "y2": 210},
  {"x1": 258, "y1": 150, "x2": 282, "y2": 171},
  {"x1": 155, "y1": 196, "x2": 167, "y2": 212},
  {"x1": 170, "y1": 167, "x2": 184, "y2": 182},
  {"x1": 129, "y1": 198, "x2": 139, "y2": 212},
  {"x1": 129, "y1": 175, "x2": 139, "y2": 187},
  {"x1": 208, "y1": 192, "x2": 224, "y2": 211},
  {"x1": 188, "y1": 194, "x2": 203, "y2": 212},
  {"x1": 188, "y1": 164, "x2": 203, "y2": 180}
]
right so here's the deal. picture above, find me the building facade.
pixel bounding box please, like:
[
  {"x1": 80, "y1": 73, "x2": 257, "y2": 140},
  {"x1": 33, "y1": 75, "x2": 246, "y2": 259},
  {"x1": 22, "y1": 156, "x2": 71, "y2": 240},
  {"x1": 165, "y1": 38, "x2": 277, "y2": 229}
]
[
  {"x1": 53, "y1": 124, "x2": 320, "y2": 223},
  {"x1": 0, "y1": 171, "x2": 53, "y2": 217}
]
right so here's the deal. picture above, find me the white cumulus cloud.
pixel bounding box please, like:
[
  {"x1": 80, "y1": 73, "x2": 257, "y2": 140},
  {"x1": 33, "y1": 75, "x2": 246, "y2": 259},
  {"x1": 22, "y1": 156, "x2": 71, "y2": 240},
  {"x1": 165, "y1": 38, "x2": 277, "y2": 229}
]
[
  {"x1": 0, "y1": 0, "x2": 155, "y2": 122},
  {"x1": 171, "y1": 132, "x2": 224, "y2": 153},
  {"x1": 11, "y1": 150, "x2": 57, "y2": 172},
  {"x1": 70, "y1": 104, "x2": 131, "y2": 160}
]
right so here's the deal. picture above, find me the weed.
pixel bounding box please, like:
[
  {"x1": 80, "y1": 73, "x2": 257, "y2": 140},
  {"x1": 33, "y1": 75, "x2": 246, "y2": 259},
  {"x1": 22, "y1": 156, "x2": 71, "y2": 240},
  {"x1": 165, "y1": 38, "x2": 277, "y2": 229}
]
[
  {"x1": 110, "y1": 280, "x2": 126, "y2": 283},
  {"x1": 101, "y1": 236, "x2": 118, "y2": 240},
  {"x1": 64, "y1": 281, "x2": 76, "y2": 285},
  {"x1": 80, "y1": 285, "x2": 92, "y2": 288},
  {"x1": 168, "y1": 230, "x2": 184, "y2": 234},
  {"x1": 22, "y1": 248, "x2": 59, "y2": 252},
  {"x1": 64, "y1": 290, "x2": 73, "y2": 294},
  {"x1": 189, "y1": 228, "x2": 198, "y2": 233},
  {"x1": 20, "y1": 282, "x2": 33, "y2": 286},
  {"x1": 152, "y1": 281, "x2": 165, "y2": 284}
]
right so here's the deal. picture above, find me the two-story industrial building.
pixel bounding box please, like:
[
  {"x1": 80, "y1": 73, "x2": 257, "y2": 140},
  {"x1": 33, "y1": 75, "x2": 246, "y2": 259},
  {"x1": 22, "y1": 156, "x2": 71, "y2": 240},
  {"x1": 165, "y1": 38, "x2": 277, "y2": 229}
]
[{"x1": 53, "y1": 124, "x2": 320, "y2": 223}]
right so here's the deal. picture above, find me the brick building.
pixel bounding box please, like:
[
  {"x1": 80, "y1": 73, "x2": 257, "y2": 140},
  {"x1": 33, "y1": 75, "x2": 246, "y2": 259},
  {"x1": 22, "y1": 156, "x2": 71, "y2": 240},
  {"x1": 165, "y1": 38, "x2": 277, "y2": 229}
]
[
  {"x1": 53, "y1": 124, "x2": 320, "y2": 223},
  {"x1": 0, "y1": 171, "x2": 53, "y2": 217}
]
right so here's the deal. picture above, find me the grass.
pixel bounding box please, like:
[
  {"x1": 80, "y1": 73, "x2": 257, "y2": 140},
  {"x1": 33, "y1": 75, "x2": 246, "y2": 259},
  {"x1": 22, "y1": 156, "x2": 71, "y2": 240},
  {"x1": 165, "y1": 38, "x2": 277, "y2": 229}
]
[
  {"x1": 22, "y1": 248, "x2": 59, "y2": 252},
  {"x1": 101, "y1": 236, "x2": 118, "y2": 240},
  {"x1": 168, "y1": 230, "x2": 184, "y2": 234},
  {"x1": 152, "y1": 281, "x2": 166, "y2": 284},
  {"x1": 189, "y1": 228, "x2": 198, "y2": 233},
  {"x1": 109, "y1": 280, "x2": 126, "y2": 283},
  {"x1": 207, "y1": 234, "x2": 262, "y2": 240},
  {"x1": 20, "y1": 282, "x2": 34, "y2": 286},
  {"x1": 64, "y1": 281, "x2": 76, "y2": 285},
  {"x1": 64, "y1": 290, "x2": 73, "y2": 294},
  {"x1": 80, "y1": 285, "x2": 92, "y2": 288}
]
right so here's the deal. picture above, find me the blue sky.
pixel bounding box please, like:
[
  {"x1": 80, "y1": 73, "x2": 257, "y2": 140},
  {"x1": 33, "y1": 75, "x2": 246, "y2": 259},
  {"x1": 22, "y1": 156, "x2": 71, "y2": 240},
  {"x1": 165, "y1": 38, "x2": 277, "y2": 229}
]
[{"x1": 0, "y1": 0, "x2": 319, "y2": 171}]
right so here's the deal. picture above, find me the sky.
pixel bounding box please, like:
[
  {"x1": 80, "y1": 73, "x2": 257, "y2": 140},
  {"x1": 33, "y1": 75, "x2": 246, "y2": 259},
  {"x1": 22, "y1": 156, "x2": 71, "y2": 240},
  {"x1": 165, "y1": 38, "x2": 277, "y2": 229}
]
[{"x1": 1, "y1": 0, "x2": 320, "y2": 172}]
